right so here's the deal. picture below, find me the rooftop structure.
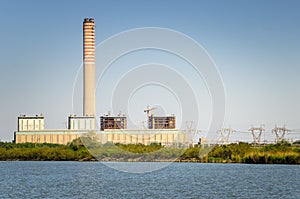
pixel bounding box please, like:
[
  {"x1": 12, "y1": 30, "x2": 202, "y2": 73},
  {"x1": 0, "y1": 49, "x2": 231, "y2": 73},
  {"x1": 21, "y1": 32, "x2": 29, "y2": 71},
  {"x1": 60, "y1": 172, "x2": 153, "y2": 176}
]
[
  {"x1": 17, "y1": 114, "x2": 44, "y2": 132},
  {"x1": 100, "y1": 113, "x2": 127, "y2": 131},
  {"x1": 148, "y1": 115, "x2": 176, "y2": 129},
  {"x1": 68, "y1": 115, "x2": 96, "y2": 130}
]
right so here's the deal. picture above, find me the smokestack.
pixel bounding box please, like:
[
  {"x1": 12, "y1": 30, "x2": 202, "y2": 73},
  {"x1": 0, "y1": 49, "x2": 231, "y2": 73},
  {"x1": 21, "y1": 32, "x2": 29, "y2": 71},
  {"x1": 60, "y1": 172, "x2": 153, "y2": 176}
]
[{"x1": 83, "y1": 18, "x2": 96, "y2": 117}]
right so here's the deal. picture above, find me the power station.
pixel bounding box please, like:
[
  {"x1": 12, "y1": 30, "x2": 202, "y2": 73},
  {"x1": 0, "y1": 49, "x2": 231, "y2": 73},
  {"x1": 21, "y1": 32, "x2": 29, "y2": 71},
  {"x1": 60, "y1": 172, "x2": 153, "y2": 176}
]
[
  {"x1": 12, "y1": 18, "x2": 300, "y2": 146},
  {"x1": 13, "y1": 18, "x2": 188, "y2": 146}
]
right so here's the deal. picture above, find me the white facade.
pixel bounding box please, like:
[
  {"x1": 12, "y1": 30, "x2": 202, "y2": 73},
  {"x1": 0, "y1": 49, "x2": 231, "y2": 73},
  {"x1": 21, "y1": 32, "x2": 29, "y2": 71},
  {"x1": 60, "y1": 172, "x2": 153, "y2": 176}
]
[
  {"x1": 18, "y1": 115, "x2": 44, "y2": 131},
  {"x1": 68, "y1": 115, "x2": 95, "y2": 130}
]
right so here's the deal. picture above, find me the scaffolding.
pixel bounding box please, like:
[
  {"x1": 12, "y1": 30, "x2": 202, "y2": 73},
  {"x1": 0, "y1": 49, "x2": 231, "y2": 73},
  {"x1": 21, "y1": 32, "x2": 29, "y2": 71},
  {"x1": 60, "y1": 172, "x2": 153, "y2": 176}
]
[
  {"x1": 148, "y1": 115, "x2": 176, "y2": 129},
  {"x1": 100, "y1": 114, "x2": 127, "y2": 131}
]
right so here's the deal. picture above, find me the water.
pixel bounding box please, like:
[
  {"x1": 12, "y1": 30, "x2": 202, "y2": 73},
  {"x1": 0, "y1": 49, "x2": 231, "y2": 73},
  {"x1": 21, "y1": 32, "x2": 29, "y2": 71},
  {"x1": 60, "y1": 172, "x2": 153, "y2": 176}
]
[{"x1": 0, "y1": 162, "x2": 299, "y2": 198}]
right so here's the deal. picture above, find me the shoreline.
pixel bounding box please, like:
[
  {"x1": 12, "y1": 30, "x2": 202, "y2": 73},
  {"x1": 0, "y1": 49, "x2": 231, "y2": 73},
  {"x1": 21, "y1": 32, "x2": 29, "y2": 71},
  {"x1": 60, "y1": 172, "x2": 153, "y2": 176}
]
[{"x1": 1, "y1": 159, "x2": 299, "y2": 165}]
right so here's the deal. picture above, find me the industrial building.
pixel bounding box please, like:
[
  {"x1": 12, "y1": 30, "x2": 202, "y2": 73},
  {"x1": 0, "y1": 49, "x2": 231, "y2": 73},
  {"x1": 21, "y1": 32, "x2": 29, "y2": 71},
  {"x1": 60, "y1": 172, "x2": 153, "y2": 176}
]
[
  {"x1": 68, "y1": 115, "x2": 96, "y2": 130},
  {"x1": 100, "y1": 113, "x2": 127, "y2": 131},
  {"x1": 14, "y1": 114, "x2": 185, "y2": 145},
  {"x1": 18, "y1": 114, "x2": 44, "y2": 132},
  {"x1": 148, "y1": 115, "x2": 176, "y2": 129},
  {"x1": 13, "y1": 18, "x2": 188, "y2": 147}
]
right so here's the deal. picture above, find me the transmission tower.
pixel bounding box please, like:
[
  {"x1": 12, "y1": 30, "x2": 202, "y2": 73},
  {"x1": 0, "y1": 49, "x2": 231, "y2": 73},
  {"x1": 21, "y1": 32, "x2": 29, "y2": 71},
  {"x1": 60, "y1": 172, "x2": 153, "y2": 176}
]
[
  {"x1": 185, "y1": 121, "x2": 194, "y2": 145},
  {"x1": 185, "y1": 121, "x2": 202, "y2": 146},
  {"x1": 217, "y1": 128, "x2": 235, "y2": 145},
  {"x1": 272, "y1": 125, "x2": 289, "y2": 143},
  {"x1": 249, "y1": 125, "x2": 265, "y2": 146}
]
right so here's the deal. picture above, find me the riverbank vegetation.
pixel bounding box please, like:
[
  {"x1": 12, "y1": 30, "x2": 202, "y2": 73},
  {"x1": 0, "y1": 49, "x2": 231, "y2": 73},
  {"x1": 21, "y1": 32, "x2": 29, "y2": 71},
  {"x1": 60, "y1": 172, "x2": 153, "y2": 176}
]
[
  {"x1": 196, "y1": 142, "x2": 300, "y2": 164},
  {"x1": 0, "y1": 141, "x2": 94, "y2": 161},
  {"x1": 0, "y1": 140, "x2": 299, "y2": 164}
]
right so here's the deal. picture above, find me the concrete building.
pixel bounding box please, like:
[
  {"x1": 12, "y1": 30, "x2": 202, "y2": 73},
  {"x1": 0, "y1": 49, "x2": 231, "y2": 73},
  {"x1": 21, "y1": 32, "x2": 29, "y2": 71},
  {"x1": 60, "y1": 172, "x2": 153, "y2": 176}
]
[
  {"x1": 100, "y1": 114, "x2": 127, "y2": 131},
  {"x1": 148, "y1": 115, "x2": 176, "y2": 129},
  {"x1": 18, "y1": 115, "x2": 44, "y2": 132},
  {"x1": 83, "y1": 18, "x2": 96, "y2": 118},
  {"x1": 68, "y1": 115, "x2": 96, "y2": 130}
]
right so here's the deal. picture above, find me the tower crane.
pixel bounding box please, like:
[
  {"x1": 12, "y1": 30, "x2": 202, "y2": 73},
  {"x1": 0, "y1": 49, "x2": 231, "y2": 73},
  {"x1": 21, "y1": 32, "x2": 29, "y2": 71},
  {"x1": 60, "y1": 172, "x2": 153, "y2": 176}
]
[{"x1": 144, "y1": 106, "x2": 157, "y2": 118}]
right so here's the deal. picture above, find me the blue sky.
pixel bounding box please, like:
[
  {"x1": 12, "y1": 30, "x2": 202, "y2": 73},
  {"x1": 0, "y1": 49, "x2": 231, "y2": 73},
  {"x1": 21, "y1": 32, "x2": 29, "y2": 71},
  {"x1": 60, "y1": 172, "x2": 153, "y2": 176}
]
[{"x1": 0, "y1": 0, "x2": 300, "y2": 141}]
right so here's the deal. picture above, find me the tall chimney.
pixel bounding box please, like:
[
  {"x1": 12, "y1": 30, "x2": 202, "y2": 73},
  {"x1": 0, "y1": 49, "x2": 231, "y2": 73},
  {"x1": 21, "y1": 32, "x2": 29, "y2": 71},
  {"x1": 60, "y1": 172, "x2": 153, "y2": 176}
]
[{"x1": 83, "y1": 18, "x2": 96, "y2": 117}]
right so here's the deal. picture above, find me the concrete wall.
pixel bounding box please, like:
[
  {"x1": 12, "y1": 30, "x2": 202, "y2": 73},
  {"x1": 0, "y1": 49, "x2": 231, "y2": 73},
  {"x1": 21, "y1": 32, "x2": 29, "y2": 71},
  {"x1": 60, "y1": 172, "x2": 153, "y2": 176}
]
[
  {"x1": 94, "y1": 131, "x2": 189, "y2": 146},
  {"x1": 14, "y1": 130, "x2": 189, "y2": 146},
  {"x1": 15, "y1": 133, "x2": 81, "y2": 145}
]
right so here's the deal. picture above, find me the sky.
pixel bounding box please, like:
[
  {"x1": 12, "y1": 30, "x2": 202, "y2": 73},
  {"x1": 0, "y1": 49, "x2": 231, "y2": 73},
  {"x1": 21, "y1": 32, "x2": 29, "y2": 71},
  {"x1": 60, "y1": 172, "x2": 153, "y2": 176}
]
[{"x1": 0, "y1": 0, "x2": 300, "y2": 142}]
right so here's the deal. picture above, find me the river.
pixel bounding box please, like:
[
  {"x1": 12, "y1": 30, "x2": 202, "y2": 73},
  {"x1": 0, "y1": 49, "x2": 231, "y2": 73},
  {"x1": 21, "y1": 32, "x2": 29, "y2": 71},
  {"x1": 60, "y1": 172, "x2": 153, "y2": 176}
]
[{"x1": 0, "y1": 162, "x2": 299, "y2": 198}]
